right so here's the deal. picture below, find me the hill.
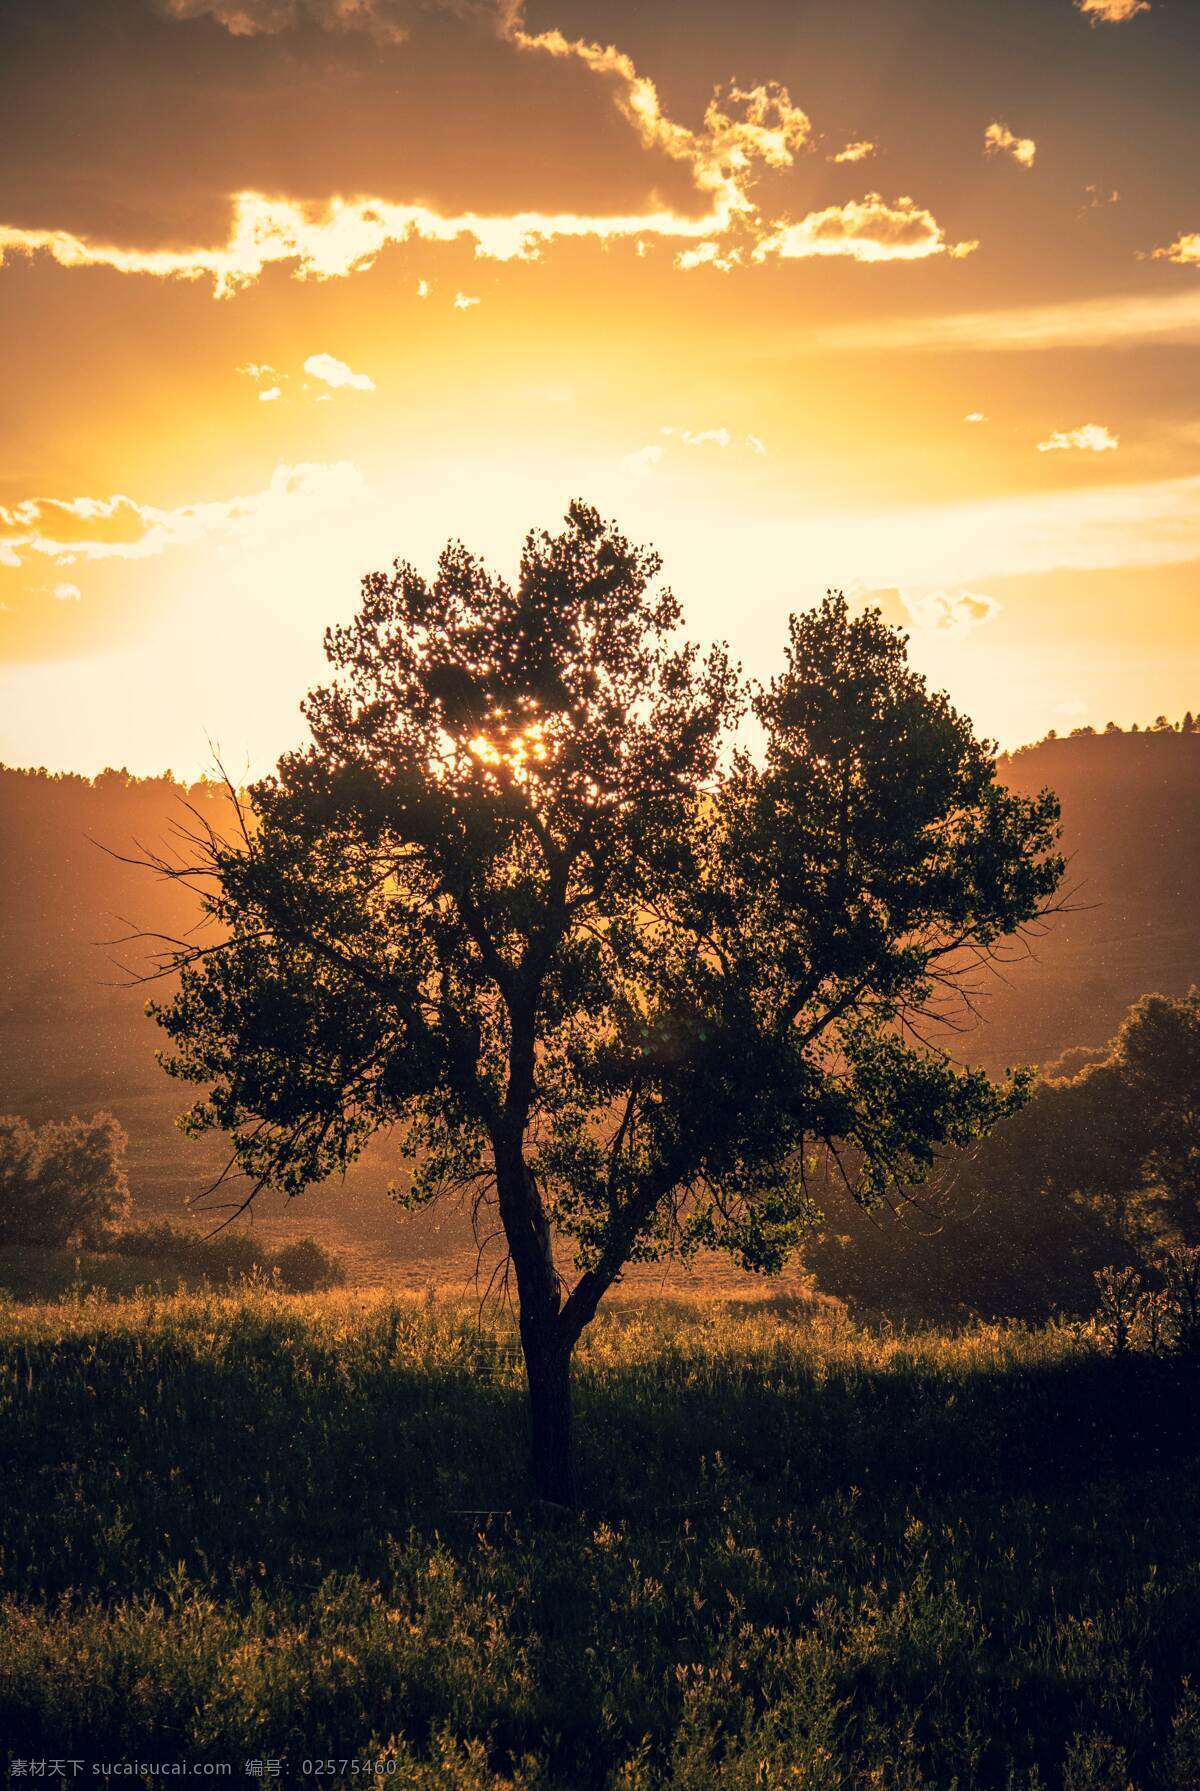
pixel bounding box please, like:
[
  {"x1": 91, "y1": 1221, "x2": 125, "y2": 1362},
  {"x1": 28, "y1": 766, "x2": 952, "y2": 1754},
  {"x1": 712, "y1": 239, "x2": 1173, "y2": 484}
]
[{"x1": 0, "y1": 727, "x2": 1196, "y2": 1279}]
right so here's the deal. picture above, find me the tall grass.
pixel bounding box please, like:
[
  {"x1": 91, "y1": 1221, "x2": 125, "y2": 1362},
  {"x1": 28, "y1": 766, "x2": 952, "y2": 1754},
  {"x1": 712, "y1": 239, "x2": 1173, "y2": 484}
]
[{"x1": 1, "y1": 1289, "x2": 1198, "y2": 1786}]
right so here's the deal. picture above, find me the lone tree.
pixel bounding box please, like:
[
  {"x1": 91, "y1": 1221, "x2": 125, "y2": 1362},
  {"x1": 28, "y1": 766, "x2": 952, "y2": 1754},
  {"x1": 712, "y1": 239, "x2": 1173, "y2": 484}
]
[{"x1": 147, "y1": 502, "x2": 1062, "y2": 1505}]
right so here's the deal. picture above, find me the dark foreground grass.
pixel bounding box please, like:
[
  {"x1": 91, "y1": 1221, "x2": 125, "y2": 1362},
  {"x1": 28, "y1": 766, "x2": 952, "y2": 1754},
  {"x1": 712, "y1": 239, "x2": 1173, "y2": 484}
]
[{"x1": 1, "y1": 1290, "x2": 1199, "y2": 1787}]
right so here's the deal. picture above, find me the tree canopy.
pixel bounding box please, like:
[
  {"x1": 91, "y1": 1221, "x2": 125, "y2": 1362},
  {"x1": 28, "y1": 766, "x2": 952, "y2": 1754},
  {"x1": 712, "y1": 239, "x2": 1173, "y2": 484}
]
[
  {"x1": 148, "y1": 502, "x2": 1063, "y2": 1502},
  {"x1": 0, "y1": 1110, "x2": 130, "y2": 1248}
]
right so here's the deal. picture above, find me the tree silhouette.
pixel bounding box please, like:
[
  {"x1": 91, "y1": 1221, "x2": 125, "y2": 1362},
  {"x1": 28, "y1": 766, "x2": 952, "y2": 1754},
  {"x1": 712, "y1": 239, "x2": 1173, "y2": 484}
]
[{"x1": 146, "y1": 502, "x2": 1063, "y2": 1505}]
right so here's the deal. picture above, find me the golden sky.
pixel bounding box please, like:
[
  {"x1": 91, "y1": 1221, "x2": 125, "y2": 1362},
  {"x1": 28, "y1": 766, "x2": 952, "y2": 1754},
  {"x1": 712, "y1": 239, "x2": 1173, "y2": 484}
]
[{"x1": 1, "y1": 0, "x2": 1197, "y2": 773}]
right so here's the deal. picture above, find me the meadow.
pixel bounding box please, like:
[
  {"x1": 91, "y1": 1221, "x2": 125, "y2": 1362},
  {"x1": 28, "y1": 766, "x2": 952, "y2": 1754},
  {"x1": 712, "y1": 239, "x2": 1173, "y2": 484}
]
[{"x1": 2, "y1": 1288, "x2": 1199, "y2": 1787}]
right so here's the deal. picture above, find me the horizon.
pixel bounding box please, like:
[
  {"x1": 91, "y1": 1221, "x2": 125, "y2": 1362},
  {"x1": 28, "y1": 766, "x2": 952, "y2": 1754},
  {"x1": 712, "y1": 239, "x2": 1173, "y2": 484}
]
[{"x1": 1, "y1": 702, "x2": 1197, "y2": 789}]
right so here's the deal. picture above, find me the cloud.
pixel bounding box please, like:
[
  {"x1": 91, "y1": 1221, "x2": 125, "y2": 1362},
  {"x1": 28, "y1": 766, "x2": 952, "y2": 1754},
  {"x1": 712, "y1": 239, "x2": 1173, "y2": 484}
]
[
  {"x1": 659, "y1": 426, "x2": 768, "y2": 455},
  {"x1": 1150, "y1": 233, "x2": 1200, "y2": 269},
  {"x1": 830, "y1": 141, "x2": 876, "y2": 164},
  {"x1": 303, "y1": 351, "x2": 375, "y2": 391},
  {"x1": 1075, "y1": 0, "x2": 1150, "y2": 22},
  {"x1": 984, "y1": 122, "x2": 1036, "y2": 170},
  {"x1": 453, "y1": 291, "x2": 481, "y2": 309},
  {"x1": 855, "y1": 585, "x2": 1001, "y2": 636},
  {"x1": 1081, "y1": 185, "x2": 1120, "y2": 212},
  {"x1": 622, "y1": 444, "x2": 663, "y2": 476},
  {"x1": 675, "y1": 241, "x2": 740, "y2": 272},
  {"x1": 831, "y1": 472, "x2": 1200, "y2": 592},
  {"x1": 664, "y1": 426, "x2": 731, "y2": 448},
  {"x1": 53, "y1": 582, "x2": 81, "y2": 602},
  {"x1": 259, "y1": 386, "x2": 282, "y2": 402},
  {"x1": 754, "y1": 195, "x2": 976, "y2": 264},
  {"x1": 1, "y1": 9, "x2": 963, "y2": 296},
  {"x1": 151, "y1": 0, "x2": 456, "y2": 44},
  {"x1": 1037, "y1": 423, "x2": 1119, "y2": 454},
  {"x1": 817, "y1": 287, "x2": 1200, "y2": 353},
  {"x1": 964, "y1": 412, "x2": 988, "y2": 424},
  {"x1": 0, "y1": 462, "x2": 366, "y2": 567}
]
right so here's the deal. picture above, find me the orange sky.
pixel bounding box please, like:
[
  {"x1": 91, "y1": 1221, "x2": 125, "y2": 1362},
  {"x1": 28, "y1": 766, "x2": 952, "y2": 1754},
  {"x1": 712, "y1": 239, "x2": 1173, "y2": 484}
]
[{"x1": 1, "y1": 0, "x2": 1197, "y2": 773}]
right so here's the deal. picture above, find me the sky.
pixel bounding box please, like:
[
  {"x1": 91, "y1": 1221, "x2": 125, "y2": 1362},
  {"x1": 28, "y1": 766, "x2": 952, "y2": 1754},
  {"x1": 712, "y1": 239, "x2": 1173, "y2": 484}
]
[{"x1": 1, "y1": 0, "x2": 1197, "y2": 775}]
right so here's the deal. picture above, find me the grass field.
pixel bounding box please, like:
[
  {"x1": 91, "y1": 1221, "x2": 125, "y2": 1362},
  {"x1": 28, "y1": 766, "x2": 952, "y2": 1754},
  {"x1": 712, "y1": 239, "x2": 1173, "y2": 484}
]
[{"x1": 2, "y1": 1288, "x2": 1198, "y2": 1786}]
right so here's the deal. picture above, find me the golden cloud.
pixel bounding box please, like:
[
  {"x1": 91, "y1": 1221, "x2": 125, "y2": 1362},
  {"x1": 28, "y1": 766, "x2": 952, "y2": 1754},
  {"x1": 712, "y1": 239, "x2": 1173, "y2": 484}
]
[
  {"x1": 152, "y1": 0, "x2": 476, "y2": 44},
  {"x1": 831, "y1": 141, "x2": 877, "y2": 164},
  {"x1": 818, "y1": 287, "x2": 1200, "y2": 352},
  {"x1": 854, "y1": 586, "x2": 1001, "y2": 636},
  {"x1": 1075, "y1": 0, "x2": 1151, "y2": 22},
  {"x1": 2, "y1": 7, "x2": 966, "y2": 294},
  {"x1": 1037, "y1": 424, "x2": 1119, "y2": 453},
  {"x1": 1150, "y1": 233, "x2": 1200, "y2": 268},
  {"x1": 755, "y1": 195, "x2": 976, "y2": 264},
  {"x1": 0, "y1": 463, "x2": 366, "y2": 566},
  {"x1": 984, "y1": 122, "x2": 1037, "y2": 170}
]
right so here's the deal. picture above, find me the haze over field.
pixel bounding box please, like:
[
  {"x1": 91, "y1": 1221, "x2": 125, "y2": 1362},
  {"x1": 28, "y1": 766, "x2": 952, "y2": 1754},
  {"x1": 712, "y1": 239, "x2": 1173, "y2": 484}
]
[{"x1": 1, "y1": 0, "x2": 1198, "y2": 773}]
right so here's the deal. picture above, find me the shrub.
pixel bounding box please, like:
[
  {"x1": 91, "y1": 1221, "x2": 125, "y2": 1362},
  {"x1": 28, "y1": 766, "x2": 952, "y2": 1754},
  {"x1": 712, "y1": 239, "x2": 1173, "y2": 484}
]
[
  {"x1": 0, "y1": 1111, "x2": 130, "y2": 1248},
  {"x1": 103, "y1": 1218, "x2": 344, "y2": 1291},
  {"x1": 272, "y1": 1237, "x2": 346, "y2": 1292}
]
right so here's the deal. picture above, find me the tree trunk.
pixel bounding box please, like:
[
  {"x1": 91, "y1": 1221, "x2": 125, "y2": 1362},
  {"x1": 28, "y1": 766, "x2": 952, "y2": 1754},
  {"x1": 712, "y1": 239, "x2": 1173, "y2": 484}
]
[
  {"x1": 494, "y1": 1133, "x2": 578, "y2": 1507},
  {"x1": 522, "y1": 1327, "x2": 577, "y2": 1508}
]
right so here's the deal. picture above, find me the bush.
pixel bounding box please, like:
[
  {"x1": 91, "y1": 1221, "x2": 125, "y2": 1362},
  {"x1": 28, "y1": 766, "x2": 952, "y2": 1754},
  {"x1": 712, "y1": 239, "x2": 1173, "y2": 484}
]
[
  {"x1": 272, "y1": 1237, "x2": 346, "y2": 1292},
  {"x1": 104, "y1": 1218, "x2": 344, "y2": 1291},
  {"x1": 1090, "y1": 1246, "x2": 1200, "y2": 1359},
  {"x1": 0, "y1": 1111, "x2": 130, "y2": 1248}
]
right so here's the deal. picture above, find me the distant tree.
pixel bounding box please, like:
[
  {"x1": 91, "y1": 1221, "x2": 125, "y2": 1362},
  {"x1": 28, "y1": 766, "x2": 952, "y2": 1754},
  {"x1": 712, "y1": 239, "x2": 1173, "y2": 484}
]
[
  {"x1": 0, "y1": 1111, "x2": 130, "y2": 1247},
  {"x1": 145, "y1": 502, "x2": 1063, "y2": 1505},
  {"x1": 1183, "y1": 711, "x2": 1196, "y2": 735},
  {"x1": 805, "y1": 989, "x2": 1200, "y2": 1321},
  {"x1": 1104, "y1": 721, "x2": 1121, "y2": 734},
  {"x1": 1111, "y1": 991, "x2": 1200, "y2": 1243},
  {"x1": 1017, "y1": 991, "x2": 1200, "y2": 1248}
]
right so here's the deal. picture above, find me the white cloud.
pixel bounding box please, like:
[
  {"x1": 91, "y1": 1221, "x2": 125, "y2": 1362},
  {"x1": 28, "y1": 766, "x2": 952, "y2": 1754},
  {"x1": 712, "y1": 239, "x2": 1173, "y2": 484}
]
[
  {"x1": 984, "y1": 122, "x2": 1037, "y2": 170},
  {"x1": 303, "y1": 351, "x2": 375, "y2": 391},
  {"x1": 747, "y1": 434, "x2": 767, "y2": 456},
  {"x1": 453, "y1": 292, "x2": 481, "y2": 309},
  {"x1": 53, "y1": 582, "x2": 81, "y2": 602},
  {"x1": 0, "y1": 462, "x2": 366, "y2": 567},
  {"x1": 755, "y1": 194, "x2": 976, "y2": 264},
  {"x1": 1037, "y1": 424, "x2": 1119, "y2": 454},
  {"x1": 1075, "y1": 0, "x2": 1150, "y2": 22},
  {"x1": 259, "y1": 385, "x2": 282, "y2": 402},
  {"x1": 964, "y1": 412, "x2": 988, "y2": 424},
  {"x1": 416, "y1": 277, "x2": 430, "y2": 297}
]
